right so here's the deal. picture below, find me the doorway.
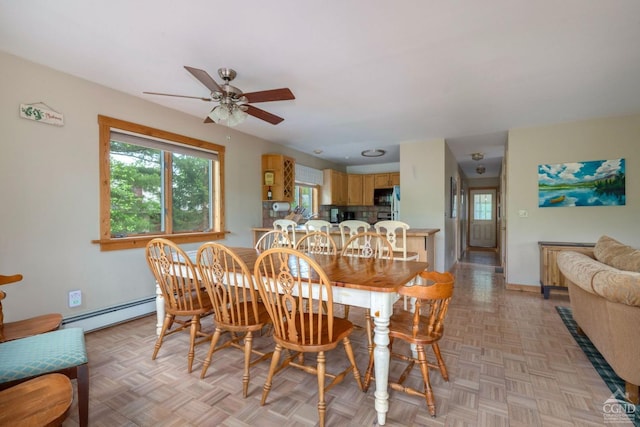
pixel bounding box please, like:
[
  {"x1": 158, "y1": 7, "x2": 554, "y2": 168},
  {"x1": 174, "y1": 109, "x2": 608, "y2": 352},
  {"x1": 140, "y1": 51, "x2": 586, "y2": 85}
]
[{"x1": 469, "y1": 188, "x2": 497, "y2": 248}]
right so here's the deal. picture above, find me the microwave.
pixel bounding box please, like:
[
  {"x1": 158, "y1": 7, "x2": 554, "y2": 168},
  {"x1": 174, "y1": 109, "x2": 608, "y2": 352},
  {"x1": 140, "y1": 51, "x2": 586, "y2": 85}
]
[{"x1": 374, "y1": 188, "x2": 393, "y2": 206}]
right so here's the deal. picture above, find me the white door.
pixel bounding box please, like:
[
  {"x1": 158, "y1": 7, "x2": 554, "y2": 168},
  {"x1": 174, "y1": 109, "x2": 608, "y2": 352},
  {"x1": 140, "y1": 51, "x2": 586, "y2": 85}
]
[{"x1": 469, "y1": 189, "x2": 497, "y2": 248}]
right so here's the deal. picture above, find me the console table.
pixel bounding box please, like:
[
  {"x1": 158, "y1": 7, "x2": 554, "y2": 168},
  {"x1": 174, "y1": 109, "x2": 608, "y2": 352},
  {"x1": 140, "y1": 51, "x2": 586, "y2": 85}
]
[{"x1": 538, "y1": 241, "x2": 595, "y2": 299}]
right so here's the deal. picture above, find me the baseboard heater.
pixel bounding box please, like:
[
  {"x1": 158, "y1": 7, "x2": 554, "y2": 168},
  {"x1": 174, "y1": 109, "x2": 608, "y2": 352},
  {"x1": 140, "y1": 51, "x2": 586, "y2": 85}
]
[{"x1": 62, "y1": 296, "x2": 156, "y2": 332}]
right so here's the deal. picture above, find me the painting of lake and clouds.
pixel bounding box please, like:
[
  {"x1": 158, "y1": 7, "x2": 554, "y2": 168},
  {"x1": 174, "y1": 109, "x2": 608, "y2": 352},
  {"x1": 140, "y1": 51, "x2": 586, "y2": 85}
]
[{"x1": 538, "y1": 158, "x2": 626, "y2": 207}]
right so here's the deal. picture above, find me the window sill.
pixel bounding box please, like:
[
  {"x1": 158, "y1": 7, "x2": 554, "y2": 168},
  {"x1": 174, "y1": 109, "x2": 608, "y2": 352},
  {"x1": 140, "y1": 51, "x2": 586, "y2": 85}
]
[{"x1": 92, "y1": 231, "x2": 229, "y2": 251}]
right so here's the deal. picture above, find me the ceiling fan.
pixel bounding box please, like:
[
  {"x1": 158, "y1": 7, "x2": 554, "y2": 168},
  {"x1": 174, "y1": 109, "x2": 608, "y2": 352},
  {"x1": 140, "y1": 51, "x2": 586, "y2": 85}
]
[{"x1": 144, "y1": 66, "x2": 295, "y2": 126}]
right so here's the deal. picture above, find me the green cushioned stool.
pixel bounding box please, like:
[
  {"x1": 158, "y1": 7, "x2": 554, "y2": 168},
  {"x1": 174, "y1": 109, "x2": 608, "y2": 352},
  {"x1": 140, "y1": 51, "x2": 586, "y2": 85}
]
[{"x1": 0, "y1": 327, "x2": 89, "y2": 427}]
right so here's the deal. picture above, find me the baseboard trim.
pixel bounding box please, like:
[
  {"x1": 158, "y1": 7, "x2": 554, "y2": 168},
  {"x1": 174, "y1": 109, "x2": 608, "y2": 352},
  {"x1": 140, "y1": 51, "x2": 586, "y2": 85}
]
[
  {"x1": 62, "y1": 297, "x2": 156, "y2": 332},
  {"x1": 506, "y1": 283, "x2": 539, "y2": 293}
]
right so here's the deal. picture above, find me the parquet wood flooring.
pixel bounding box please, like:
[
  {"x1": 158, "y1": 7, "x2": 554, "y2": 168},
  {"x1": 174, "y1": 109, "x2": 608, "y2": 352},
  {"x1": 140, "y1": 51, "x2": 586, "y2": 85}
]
[{"x1": 61, "y1": 252, "x2": 616, "y2": 426}]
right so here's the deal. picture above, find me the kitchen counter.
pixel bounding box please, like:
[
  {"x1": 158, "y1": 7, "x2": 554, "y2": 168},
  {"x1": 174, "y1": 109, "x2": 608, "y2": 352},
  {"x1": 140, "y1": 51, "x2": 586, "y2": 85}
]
[{"x1": 251, "y1": 226, "x2": 440, "y2": 269}]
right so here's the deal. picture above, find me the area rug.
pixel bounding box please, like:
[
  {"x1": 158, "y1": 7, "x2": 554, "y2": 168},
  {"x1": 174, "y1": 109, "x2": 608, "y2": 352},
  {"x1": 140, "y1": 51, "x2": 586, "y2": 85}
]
[{"x1": 556, "y1": 306, "x2": 639, "y2": 426}]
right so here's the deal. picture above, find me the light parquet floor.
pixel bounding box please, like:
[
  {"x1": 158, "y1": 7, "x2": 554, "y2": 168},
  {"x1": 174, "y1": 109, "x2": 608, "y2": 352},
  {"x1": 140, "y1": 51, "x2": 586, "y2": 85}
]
[{"x1": 62, "y1": 251, "x2": 618, "y2": 426}]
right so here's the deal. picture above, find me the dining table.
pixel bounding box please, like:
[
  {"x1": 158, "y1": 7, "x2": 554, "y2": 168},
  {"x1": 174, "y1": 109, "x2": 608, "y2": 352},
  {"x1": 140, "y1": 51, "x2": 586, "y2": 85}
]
[{"x1": 153, "y1": 246, "x2": 428, "y2": 426}]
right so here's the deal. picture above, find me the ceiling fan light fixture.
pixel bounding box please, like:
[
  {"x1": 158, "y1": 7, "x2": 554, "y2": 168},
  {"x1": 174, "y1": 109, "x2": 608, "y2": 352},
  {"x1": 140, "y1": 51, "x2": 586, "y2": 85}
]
[
  {"x1": 361, "y1": 149, "x2": 386, "y2": 158},
  {"x1": 476, "y1": 165, "x2": 486, "y2": 174},
  {"x1": 471, "y1": 152, "x2": 484, "y2": 161}
]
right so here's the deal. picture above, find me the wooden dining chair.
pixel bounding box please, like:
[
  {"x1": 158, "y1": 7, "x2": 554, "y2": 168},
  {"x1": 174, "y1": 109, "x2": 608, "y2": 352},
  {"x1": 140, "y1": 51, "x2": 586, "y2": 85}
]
[
  {"x1": 253, "y1": 248, "x2": 364, "y2": 427},
  {"x1": 303, "y1": 219, "x2": 332, "y2": 234},
  {"x1": 373, "y1": 220, "x2": 419, "y2": 261},
  {"x1": 195, "y1": 243, "x2": 273, "y2": 397},
  {"x1": 254, "y1": 229, "x2": 292, "y2": 251},
  {"x1": 272, "y1": 219, "x2": 298, "y2": 244},
  {"x1": 145, "y1": 238, "x2": 214, "y2": 373},
  {"x1": 0, "y1": 274, "x2": 62, "y2": 342},
  {"x1": 341, "y1": 232, "x2": 394, "y2": 363},
  {"x1": 294, "y1": 231, "x2": 337, "y2": 255},
  {"x1": 0, "y1": 373, "x2": 73, "y2": 427},
  {"x1": 364, "y1": 270, "x2": 455, "y2": 417},
  {"x1": 338, "y1": 219, "x2": 371, "y2": 248}
]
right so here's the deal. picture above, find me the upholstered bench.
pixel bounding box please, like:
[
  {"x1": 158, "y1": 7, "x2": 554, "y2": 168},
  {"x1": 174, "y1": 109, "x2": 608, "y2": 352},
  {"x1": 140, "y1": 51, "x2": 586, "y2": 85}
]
[{"x1": 0, "y1": 327, "x2": 89, "y2": 426}]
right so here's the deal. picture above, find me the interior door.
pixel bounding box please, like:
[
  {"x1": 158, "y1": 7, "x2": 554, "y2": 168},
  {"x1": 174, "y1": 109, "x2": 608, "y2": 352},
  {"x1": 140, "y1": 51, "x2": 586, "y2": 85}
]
[{"x1": 469, "y1": 189, "x2": 497, "y2": 248}]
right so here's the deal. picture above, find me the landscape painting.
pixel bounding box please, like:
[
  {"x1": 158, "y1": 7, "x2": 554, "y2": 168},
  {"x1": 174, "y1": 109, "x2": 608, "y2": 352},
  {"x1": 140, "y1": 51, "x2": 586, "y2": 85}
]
[{"x1": 538, "y1": 158, "x2": 626, "y2": 207}]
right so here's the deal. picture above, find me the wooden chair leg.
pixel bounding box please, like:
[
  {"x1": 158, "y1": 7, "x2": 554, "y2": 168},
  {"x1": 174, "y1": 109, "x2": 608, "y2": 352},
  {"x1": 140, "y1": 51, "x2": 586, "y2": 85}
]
[
  {"x1": 243, "y1": 332, "x2": 253, "y2": 398},
  {"x1": 261, "y1": 344, "x2": 282, "y2": 406},
  {"x1": 317, "y1": 351, "x2": 327, "y2": 427},
  {"x1": 417, "y1": 346, "x2": 436, "y2": 417},
  {"x1": 363, "y1": 311, "x2": 374, "y2": 392},
  {"x1": 201, "y1": 328, "x2": 223, "y2": 379},
  {"x1": 431, "y1": 343, "x2": 449, "y2": 381},
  {"x1": 76, "y1": 363, "x2": 90, "y2": 427},
  {"x1": 187, "y1": 317, "x2": 199, "y2": 373},
  {"x1": 152, "y1": 313, "x2": 173, "y2": 360},
  {"x1": 342, "y1": 337, "x2": 363, "y2": 390}
]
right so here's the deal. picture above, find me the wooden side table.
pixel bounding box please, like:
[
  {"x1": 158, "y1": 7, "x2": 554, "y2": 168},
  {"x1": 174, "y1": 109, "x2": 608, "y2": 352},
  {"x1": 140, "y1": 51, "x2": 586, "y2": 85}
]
[{"x1": 538, "y1": 241, "x2": 595, "y2": 299}]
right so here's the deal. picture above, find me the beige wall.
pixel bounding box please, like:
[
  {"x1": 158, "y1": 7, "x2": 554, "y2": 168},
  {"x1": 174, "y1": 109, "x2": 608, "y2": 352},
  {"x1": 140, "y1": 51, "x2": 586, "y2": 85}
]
[
  {"x1": 506, "y1": 114, "x2": 640, "y2": 288},
  {"x1": 0, "y1": 52, "x2": 339, "y2": 320}
]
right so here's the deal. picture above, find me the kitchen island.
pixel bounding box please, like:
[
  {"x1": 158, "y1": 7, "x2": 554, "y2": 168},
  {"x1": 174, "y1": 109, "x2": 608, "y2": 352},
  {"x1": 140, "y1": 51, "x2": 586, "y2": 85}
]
[{"x1": 252, "y1": 226, "x2": 440, "y2": 270}]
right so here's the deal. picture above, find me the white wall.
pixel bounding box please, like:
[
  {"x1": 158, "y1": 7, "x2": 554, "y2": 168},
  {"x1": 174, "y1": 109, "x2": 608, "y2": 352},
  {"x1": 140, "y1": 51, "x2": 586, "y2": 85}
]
[
  {"x1": 506, "y1": 114, "x2": 640, "y2": 287},
  {"x1": 399, "y1": 139, "x2": 448, "y2": 271},
  {"x1": 0, "y1": 52, "x2": 339, "y2": 321}
]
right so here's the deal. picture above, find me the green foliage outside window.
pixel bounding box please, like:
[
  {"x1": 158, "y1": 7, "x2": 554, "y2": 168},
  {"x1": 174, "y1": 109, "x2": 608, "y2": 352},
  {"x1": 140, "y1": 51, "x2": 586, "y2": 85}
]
[{"x1": 109, "y1": 141, "x2": 212, "y2": 237}]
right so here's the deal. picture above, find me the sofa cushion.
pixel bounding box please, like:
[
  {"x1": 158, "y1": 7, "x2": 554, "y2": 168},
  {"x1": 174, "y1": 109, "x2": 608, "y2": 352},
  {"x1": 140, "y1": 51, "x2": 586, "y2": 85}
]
[{"x1": 593, "y1": 235, "x2": 640, "y2": 272}]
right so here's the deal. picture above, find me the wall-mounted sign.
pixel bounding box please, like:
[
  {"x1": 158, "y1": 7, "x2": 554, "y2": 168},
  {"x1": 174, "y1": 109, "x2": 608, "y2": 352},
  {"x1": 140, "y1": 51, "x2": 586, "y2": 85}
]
[{"x1": 19, "y1": 103, "x2": 64, "y2": 126}]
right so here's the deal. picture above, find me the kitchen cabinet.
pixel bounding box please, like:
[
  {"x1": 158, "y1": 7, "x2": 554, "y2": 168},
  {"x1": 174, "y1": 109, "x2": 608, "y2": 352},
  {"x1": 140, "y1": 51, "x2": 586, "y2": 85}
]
[
  {"x1": 374, "y1": 173, "x2": 399, "y2": 189},
  {"x1": 538, "y1": 241, "x2": 595, "y2": 299},
  {"x1": 347, "y1": 174, "x2": 363, "y2": 206},
  {"x1": 262, "y1": 154, "x2": 295, "y2": 202},
  {"x1": 321, "y1": 169, "x2": 348, "y2": 205},
  {"x1": 362, "y1": 174, "x2": 375, "y2": 206}
]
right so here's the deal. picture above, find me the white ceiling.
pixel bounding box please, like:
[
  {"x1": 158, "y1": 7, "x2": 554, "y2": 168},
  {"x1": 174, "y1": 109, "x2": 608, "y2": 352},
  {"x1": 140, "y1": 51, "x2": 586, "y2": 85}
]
[{"x1": 2, "y1": 1, "x2": 640, "y2": 179}]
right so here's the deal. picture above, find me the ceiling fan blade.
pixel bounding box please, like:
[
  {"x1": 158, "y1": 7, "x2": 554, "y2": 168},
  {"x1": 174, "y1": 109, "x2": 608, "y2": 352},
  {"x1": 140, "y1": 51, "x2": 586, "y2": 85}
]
[
  {"x1": 143, "y1": 91, "x2": 212, "y2": 101},
  {"x1": 242, "y1": 88, "x2": 295, "y2": 103},
  {"x1": 245, "y1": 104, "x2": 285, "y2": 125},
  {"x1": 184, "y1": 66, "x2": 222, "y2": 93}
]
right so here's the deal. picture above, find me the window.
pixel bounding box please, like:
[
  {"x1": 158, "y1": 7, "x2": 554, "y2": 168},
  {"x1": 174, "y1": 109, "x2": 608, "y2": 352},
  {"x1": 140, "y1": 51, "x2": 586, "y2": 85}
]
[
  {"x1": 473, "y1": 193, "x2": 493, "y2": 220},
  {"x1": 294, "y1": 184, "x2": 318, "y2": 216},
  {"x1": 95, "y1": 116, "x2": 226, "y2": 250}
]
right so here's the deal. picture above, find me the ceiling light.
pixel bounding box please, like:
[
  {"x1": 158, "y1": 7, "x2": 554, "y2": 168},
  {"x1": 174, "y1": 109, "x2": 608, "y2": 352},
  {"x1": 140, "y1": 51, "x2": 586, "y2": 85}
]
[
  {"x1": 476, "y1": 165, "x2": 486, "y2": 174},
  {"x1": 361, "y1": 149, "x2": 386, "y2": 158},
  {"x1": 313, "y1": 149, "x2": 323, "y2": 154},
  {"x1": 471, "y1": 152, "x2": 484, "y2": 161},
  {"x1": 208, "y1": 102, "x2": 248, "y2": 127}
]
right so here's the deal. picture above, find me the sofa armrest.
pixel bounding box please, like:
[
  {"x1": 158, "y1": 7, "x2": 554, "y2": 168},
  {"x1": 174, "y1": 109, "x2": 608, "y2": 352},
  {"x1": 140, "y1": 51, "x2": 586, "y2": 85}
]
[
  {"x1": 557, "y1": 251, "x2": 611, "y2": 294},
  {"x1": 592, "y1": 269, "x2": 640, "y2": 308}
]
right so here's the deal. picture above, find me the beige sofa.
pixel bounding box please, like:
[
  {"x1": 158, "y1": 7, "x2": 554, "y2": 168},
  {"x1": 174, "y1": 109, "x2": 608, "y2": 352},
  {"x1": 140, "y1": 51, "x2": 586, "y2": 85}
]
[{"x1": 557, "y1": 235, "x2": 640, "y2": 404}]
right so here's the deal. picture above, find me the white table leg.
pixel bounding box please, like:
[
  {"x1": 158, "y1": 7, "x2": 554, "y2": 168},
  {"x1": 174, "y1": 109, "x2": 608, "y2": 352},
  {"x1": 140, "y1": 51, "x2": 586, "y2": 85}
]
[
  {"x1": 155, "y1": 282, "x2": 164, "y2": 336},
  {"x1": 371, "y1": 292, "x2": 396, "y2": 426}
]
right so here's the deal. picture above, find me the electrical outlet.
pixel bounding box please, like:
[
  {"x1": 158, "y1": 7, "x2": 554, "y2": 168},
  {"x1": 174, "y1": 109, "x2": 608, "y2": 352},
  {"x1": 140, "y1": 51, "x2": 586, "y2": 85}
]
[{"x1": 68, "y1": 290, "x2": 82, "y2": 308}]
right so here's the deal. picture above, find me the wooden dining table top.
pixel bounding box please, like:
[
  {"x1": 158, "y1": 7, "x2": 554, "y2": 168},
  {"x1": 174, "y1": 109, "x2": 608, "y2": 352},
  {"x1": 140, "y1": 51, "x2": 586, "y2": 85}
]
[{"x1": 229, "y1": 247, "x2": 429, "y2": 293}]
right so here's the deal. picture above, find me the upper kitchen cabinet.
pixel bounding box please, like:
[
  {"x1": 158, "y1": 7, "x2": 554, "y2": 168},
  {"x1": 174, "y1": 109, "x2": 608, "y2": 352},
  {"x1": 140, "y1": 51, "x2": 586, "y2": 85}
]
[
  {"x1": 347, "y1": 174, "x2": 363, "y2": 206},
  {"x1": 348, "y1": 174, "x2": 375, "y2": 206},
  {"x1": 374, "y1": 172, "x2": 400, "y2": 188},
  {"x1": 362, "y1": 174, "x2": 375, "y2": 206},
  {"x1": 262, "y1": 154, "x2": 295, "y2": 202},
  {"x1": 321, "y1": 169, "x2": 347, "y2": 205}
]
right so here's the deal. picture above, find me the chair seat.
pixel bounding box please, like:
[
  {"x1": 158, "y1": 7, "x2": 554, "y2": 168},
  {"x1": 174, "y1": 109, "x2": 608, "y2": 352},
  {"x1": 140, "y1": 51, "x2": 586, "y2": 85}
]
[
  {"x1": 0, "y1": 373, "x2": 72, "y2": 426},
  {"x1": 0, "y1": 328, "x2": 88, "y2": 383},
  {"x1": 275, "y1": 314, "x2": 354, "y2": 352},
  {"x1": 0, "y1": 313, "x2": 63, "y2": 343},
  {"x1": 389, "y1": 311, "x2": 443, "y2": 344}
]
